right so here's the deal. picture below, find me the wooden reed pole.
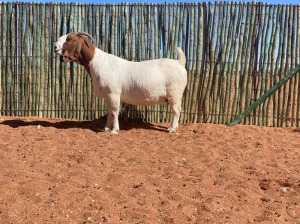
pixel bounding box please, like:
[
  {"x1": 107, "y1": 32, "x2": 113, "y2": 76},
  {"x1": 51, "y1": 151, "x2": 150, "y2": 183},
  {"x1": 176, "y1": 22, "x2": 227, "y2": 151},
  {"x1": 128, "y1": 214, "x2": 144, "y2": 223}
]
[
  {"x1": 296, "y1": 5, "x2": 300, "y2": 127},
  {"x1": 1, "y1": 3, "x2": 8, "y2": 115},
  {"x1": 273, "y1": 5, "x2": 284, "y2": 127},
  {"x1": 219, "y1": 2, "x2": 231, "y2": 124},
  {"x1": 290, "y1": 5, "x2": 297, "y2": 127},
  {"x1": 78, "y1": 4, "x2": 83, "y2": 120},
  {"x1": 265, "y1": 5, "x2": 280, "y2": 127},
  {"x1": 40, "y1": 3, "x2": 46, "y2": 118},
  {"x1": 258, "y1": 3, "x2": 269, "y2": 126},
  {"x1": 224, "y1": 2, "x2": 238, "y2": 124},
  {"x1": 197, "y1": 2, "x2": 209, "y2": 123},
  {"x1": 277, "y1": 5, "x2": 287, "y2": 127},
  {"x1": 193, "y1": 3, "x2": 203, "y2": 124},
  {"x1": 206, "y1": 2, "x2": 218, "y2": 123},
  {"x1": 281, "y1": 5, "x2": 291, "y2": 127},
  {"x1": 0, "y1": 3, "x2": 3, "y2": 114}
]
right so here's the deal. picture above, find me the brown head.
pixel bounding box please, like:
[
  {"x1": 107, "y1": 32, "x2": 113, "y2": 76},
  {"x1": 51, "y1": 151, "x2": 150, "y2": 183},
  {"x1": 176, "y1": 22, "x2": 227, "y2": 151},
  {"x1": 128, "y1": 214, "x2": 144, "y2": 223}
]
[{"x1": 54, "y1": 32, "x2": 96, "y2": 70}]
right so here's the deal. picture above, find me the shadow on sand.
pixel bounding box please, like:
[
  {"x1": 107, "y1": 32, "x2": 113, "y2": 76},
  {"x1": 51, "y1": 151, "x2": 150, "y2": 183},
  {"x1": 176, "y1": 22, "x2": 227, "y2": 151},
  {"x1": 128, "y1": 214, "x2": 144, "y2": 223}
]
[{"x1": 1, "y1": 118, "x2": 168, "y2": 133}]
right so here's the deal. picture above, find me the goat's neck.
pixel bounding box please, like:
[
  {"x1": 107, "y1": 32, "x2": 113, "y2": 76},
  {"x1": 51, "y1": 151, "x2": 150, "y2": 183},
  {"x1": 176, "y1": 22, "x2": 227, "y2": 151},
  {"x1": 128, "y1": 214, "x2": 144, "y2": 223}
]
[{"x1": 75, "y1": 42, "x2": 96, "y2": 76}]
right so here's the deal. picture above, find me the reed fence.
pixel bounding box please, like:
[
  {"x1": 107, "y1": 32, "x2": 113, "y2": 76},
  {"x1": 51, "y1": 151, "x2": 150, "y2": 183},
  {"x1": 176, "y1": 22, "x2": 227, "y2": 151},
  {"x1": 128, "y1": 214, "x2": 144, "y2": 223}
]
[{"x1": 0, "y1": 2, "x2": 300, "y2": 127}]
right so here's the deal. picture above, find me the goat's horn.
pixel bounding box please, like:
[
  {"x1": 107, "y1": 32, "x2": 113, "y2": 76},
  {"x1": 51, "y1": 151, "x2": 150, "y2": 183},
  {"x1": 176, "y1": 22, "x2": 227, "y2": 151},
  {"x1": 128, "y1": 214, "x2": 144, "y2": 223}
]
[{"x1": 73, "y1": 32, "x2": 95, "y2": 43}]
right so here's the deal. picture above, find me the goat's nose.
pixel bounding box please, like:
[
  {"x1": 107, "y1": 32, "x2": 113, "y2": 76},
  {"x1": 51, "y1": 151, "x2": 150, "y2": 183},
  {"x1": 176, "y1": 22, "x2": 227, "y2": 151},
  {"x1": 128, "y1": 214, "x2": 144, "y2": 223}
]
[{"x1": 54, "y1": 46, "x2": 59, "y2": 53}]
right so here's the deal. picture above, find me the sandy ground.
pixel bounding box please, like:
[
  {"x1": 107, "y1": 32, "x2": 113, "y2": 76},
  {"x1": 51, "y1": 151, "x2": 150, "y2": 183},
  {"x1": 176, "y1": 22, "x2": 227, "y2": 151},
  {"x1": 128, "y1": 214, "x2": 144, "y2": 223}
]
[{"x1": 0, "y1": 116, "x2": 299, "y2": 224}]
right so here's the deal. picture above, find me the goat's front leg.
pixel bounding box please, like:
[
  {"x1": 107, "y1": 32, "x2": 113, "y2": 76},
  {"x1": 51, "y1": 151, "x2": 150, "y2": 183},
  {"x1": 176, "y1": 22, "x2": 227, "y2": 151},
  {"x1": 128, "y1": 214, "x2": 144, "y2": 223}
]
[
  {"x1": 106, "y1": 94, "x2": 120, "y2": 134},
  {"x1": 104, "y1": 112, "x2": 113, "y2": 132}
]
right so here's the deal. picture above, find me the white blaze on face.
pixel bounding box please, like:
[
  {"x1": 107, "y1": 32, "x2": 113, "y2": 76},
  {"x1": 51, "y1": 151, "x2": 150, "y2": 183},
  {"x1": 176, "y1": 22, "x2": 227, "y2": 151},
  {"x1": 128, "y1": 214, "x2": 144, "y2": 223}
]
[{"x1": 54, "y1": 35, "x2": 67, "y2": 55}]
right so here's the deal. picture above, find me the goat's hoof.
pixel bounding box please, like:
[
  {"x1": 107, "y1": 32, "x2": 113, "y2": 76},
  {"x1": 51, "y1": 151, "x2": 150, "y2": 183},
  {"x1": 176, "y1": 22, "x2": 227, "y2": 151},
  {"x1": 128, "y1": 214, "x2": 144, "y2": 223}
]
[
  {"x1": 168, "y1": 127, "x2": 177, "y2": 133},
  {"x1": 110, "y1": 130, "x2": 119, "y2": 134},
  {"x1": 104, "y1": 127, "x2": 111, "y2": 132}
]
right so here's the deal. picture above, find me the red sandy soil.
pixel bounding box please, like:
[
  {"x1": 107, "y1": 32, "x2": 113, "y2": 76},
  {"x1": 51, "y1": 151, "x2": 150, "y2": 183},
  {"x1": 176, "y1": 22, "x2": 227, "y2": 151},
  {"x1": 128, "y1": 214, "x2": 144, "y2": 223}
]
[{"x1": 0, "y1": 116, "x2": 299, "y2": 224}]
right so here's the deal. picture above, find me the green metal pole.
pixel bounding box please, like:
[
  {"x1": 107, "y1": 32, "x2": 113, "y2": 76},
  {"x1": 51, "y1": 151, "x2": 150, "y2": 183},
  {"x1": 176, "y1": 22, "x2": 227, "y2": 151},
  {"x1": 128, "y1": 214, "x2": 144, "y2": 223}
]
[{"x1": 227, "y1": 64, "x2": 300, "y2": 126}]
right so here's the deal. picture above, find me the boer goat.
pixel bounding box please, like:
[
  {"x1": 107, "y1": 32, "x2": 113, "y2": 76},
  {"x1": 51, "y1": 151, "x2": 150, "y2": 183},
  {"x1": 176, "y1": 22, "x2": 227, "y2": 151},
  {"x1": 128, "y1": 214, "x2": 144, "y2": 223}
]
[{"x1": 54, "y1": 32, "x2": 187, "y2": 134}]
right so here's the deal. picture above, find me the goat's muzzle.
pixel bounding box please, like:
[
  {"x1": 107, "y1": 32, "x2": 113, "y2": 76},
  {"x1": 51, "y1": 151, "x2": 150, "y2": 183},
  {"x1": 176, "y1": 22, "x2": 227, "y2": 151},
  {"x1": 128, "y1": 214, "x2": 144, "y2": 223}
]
[{"x1": 54, "y1": 46, "x2": 59, "y2": 54}]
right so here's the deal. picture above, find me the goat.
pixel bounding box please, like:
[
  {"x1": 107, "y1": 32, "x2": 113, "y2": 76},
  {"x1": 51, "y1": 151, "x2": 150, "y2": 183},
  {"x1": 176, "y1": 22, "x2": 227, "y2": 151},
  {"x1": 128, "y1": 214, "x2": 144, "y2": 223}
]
[{"x1": 54, "y1": 32, "x2": 187, "y2": 134}]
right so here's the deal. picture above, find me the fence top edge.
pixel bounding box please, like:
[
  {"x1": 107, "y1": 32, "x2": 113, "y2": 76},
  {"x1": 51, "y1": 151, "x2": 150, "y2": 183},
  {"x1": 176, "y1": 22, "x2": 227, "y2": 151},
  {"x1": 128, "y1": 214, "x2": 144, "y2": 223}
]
[{"x1": 1, "y1": 1, "x2": 300, "y2": 7}]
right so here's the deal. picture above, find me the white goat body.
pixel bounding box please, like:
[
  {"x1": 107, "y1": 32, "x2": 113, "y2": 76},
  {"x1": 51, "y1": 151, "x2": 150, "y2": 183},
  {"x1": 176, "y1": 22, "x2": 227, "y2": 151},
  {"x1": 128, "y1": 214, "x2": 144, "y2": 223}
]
[
  {"x1": 90, "y1": 49, "x2": 186, "y2": 105},
  {"x1": 55, "y1": 33, "x2": 187, "y2": 133}
]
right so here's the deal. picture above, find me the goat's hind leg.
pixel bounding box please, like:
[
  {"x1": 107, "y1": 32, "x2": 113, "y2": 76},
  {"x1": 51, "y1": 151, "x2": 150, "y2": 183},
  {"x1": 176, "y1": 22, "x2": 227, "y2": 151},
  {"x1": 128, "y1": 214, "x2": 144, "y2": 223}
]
[{"x1": 168, "y1": 99, "x2": 182, "y2": 133}]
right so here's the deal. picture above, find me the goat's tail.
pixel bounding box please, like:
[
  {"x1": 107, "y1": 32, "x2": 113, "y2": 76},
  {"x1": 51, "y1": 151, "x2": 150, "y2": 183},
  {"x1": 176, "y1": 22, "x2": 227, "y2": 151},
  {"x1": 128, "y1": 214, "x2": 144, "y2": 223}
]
[{"x1": 176, "y1": 47, "x2": 186, "y2": 67}]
